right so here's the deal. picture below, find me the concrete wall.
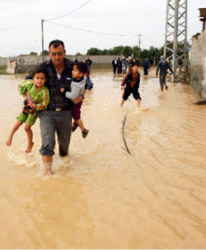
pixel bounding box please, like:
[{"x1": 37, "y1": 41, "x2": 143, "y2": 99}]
[
  {"x1": 0, "y1": 55, "x2": 119, "y2": 73},
  {"x1": 190, "y1": 29, "x2": 206, "y2": 98}
]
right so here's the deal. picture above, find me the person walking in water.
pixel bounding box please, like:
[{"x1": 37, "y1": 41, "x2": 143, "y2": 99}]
[
  {"x1": 60, "y1": 62, "x2": 89, "y2": 138},
  {"x1": 6, "y1": 66, "x2": 49, "y2": 154},
  {"x1": 112, "y1": 57, "x2": 117, "y2": 74},
  {"x1": 26, "y1": 40, "x2": 84, "y2": 174},
  {"x1": 143, "y1": 57, "x2": 150, "y2": 75},
  {"x1": 156, "y1": 56, "x2": 174, "y2": 91},
  {"x1": 120, "y1": 62, "x2": 141, "y2": 108}
]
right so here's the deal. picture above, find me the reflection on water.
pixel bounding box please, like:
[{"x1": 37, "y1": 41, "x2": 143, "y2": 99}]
[{"x1": 1, "y1": 69, "x2": 206, "y2": 248}]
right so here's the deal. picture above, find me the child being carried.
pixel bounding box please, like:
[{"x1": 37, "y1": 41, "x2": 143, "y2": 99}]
[{"x1": 60, "y1": 62, "x2": 89, "y2": 138}]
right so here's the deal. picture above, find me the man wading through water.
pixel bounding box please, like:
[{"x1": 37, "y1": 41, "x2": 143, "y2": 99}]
[
  {"x1": 27, "y1": 40, "x2": 84, "y2": 174},
  {"x1": 156, "y1": 56, "x2": 174, "y2": 91}
]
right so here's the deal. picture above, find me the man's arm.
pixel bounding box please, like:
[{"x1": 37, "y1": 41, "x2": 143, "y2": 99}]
[
  {"x1": 167, "y1": 63, "x2": 174, "y2": 74},
  {"x1": 156, "y1": 63, "x2": 160, "y2": 76}
]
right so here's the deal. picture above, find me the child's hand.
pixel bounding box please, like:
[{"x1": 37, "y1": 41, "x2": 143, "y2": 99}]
[
  {"x1": 60, "y1": 88, "x2": 65, "y2": 93},
  {"x1": 121, "y1": 86, "x2": 124, "y2": 91},
  {"x1": 28, "y1": 100, "x2": 34, "y2": 107}
]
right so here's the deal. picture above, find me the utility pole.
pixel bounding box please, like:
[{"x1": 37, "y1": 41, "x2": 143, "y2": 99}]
[
  {"x1": 138, "y1": 33, "x2": 141, "y2": 59},
  {"x1": 41, "y1": 19, "x2": 45, "y2": 62},
  {"x1": 164, "y1": 0, "x2": 188, "y2": 82}
]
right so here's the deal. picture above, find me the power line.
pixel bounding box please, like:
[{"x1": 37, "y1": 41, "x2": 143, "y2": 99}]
[
  {"x1": 46, "y1": 20, "x2": 131, "y2": 37},
  {"x1": 0, "y1": 21, "x2": 39, "y2": 32},
  {"x1": 46, "y1": 0, "x2": 92, "y2": 21},
  {"x1": 0, "y1": 0, "x2": 92, "y2": 32}
]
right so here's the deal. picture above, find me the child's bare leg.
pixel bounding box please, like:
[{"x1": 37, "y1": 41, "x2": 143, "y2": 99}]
[
  {"x1": 75, "y1": 119, "x2": 89, "y2": 138},
  {"x1": 24, "y1": 123, "x2": 34, "y2": 153},
  {"x1": 6, "y1": 120, "x2": 23, "y2": 146},
  {"x1": 163, "y1": 81, "x2": 168, "y2": 89},
  {"x1": 120, "y1": 99, "x2": 125, "y2": 107},
  {"x1": 75, "y1": 119, "x2": 85, "y2": 132},
  {"x1": 137, "y1": 99, "x2": 141, "y2": 108}
]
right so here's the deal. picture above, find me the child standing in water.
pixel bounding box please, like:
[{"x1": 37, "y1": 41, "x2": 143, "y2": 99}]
[
  {"x1": 60, "y1": 62, "x2": 89, "y2": 138},
  {"x1": 6, "y1": 67, "x2": 50, "y2": 153},
  {"x1": 120, "y1": 62, "x2": 141, "y2": 108}
]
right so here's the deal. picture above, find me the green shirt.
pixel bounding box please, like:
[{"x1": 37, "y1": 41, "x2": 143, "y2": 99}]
[{"x1": 18, "y1": 79, "x2": 50, "y2": 111}]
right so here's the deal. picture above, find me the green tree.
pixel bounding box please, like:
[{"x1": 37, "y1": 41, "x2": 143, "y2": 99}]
[
  {"x1": 87, "y1": 48, "x2": 102, "y2": 55},
  {"x1": 112, "y1": 46, "x2": 124, "y2": 55},
  {"x1": 75, "y1": 52, "x2": 82, "y2": 56},
  {"x1": 132, "y1": 46, "x2": 140, "y2": 58},
  {"x1": 29, "y1": 51, "x2": 38, "y2": 56},
  {"x1": 123, "y1": 46, "x2": 132, "y2": 58},
  {"x1": 40, "y1": 50, "x2": 49, "y2": 56}
]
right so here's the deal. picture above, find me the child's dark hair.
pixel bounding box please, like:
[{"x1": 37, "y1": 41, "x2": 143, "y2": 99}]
[
  {"x1": 74, "y1": 62, "x2": 88, "y2": 74},
  {"x1": 132, "y1": 61, "x2": 139, "y2": 67},
  {"x1": 31, "y1": 66, "x2": 48, "y2": 79}
]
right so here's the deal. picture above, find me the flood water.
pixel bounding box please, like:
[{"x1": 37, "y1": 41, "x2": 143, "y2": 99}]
[{"x1": 1, "y1": 68, "x2": 206, "y2": 249}]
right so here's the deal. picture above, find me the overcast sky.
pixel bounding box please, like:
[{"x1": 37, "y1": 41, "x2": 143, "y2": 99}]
[{"x1": 0, "y1": 0, "x2": 205, "y2": 57}]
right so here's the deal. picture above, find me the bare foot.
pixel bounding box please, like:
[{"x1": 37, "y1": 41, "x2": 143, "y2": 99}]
[
  {"x1": 6, "y1": 139, "x2": 12, "y2": 146},
  {"x1": 25, "y1": 142, "x2": 34, "y2": 153},
  {"x1": 45, "y1": 168, "x2": 54, "y2": 175}
]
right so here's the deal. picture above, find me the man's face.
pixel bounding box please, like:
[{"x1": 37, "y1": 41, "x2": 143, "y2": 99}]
[{"x1": 49, "y1": 45, "x2": 65, "y2": 66}]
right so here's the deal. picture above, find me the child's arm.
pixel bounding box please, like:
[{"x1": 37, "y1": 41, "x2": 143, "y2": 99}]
[
  {"x1": 65, "y1": 82, "x2": 81, "y2": 100},
  {"x1": 33, "y1": 87, "x2": 50, "y2": 111},
  {"x1": 121, "y1": 73, "x2": 130, "y2": 90},
  {"x1": 18, "y1": 80, "x2": 33, "y2": 95}
]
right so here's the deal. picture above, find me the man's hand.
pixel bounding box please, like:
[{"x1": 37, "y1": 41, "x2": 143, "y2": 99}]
[{"x1": 121, "y1": 86, "x2": 124, "y2": 91}]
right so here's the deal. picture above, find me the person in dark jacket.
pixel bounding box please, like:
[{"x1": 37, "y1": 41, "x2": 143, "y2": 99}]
[
  {"x1": 156, "y1": 56, "x2": 174, "y2": 91},
  {"x1": 27, "y1": 40, "x2": 83, "y2": 174},
  {"x1": 117, "y1": 57, "x2": 122, "y2": 74},
  {"x1": 85, "y1": 57, "x2": 92, "y2": 76},
  {"x1": 112, "y1": 57, "x2": 117, "y2": 74},
  {"x1": 120, "y1": 62, "x2": 141, "y2": 108},
  {"x1": 143, "y1": 57, "x2": 150, "y2": 75}
]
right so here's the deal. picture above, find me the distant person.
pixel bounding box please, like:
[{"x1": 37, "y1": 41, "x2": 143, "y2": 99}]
[
  {"x1": 121, "y1": 57, "x2": 128, "y2": 74},
  {"x1": 156, "y1": 56, "x2": 174, "y2": 91},
  {"x1": 120, "y1": 62, "x2": 141, "y2": 108},
  {"x1": 85, "y1": 57, "x2": 93, "y2": 75},
  {"x1": 112, "y1": 57, "x2": 117, "y2": 74},
  {"x1": 117, "y1": 57, "x2": 122, "y2": 74},
  {"x1": 143, "y1": 57, "x2": 150, "y2": 75},
  {"x1": 134, "y1": 58, "x2": 140, "y2": 67},
  {"x1": 61, "y1": 62, "x2": 89, "y2": 138},
  {"x1": 85, "y1": 70, "x2": 94, "y2": 90},
  {"x1": 127, "y1": 57, "x2": 134, "y2": 72},
  {"x1": 6, "y1": 66, "x2": 50, "y2": 154}
]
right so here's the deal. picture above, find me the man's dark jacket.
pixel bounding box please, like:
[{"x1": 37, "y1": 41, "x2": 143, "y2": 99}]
[{"x1": 26, "y1": 58, "x2": 73, "y2": 111}]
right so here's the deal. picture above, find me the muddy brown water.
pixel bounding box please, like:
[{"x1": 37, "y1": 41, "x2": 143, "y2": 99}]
[{"x1": 0, "y1": 69, "x2": 206, "y2": 248}]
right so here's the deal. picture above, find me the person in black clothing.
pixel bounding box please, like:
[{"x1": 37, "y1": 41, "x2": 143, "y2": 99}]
[
  {"x1": 117, "y1": 57, "x2": 122, "y2": 74},
  {"x1": 27, "y1": 40, "x2": 84, "y2": 174},
  {"x1": 112, "y1": 57, "x2": 117, "y2": 74},
  {"x1": 120, "y1": 62, "x2": 141, "y2": 108},
  {"x1": 85, "y1": 57, "x2": 92, "y2": 76},
  {"x1": 156, "y1": 56, "x2": 174, "y2": 91},
  {"x1": 143, "y1": 57, "x2": 150, "y2": 75}
]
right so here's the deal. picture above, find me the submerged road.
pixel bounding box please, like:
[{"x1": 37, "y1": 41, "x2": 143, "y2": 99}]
[{"x1": 0, "y1": 70, "x2": 206, "y2": 248}]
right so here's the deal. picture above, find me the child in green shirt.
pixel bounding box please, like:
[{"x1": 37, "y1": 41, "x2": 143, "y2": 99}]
[{"x1": 6, "y1": 66, "x2": 50, "y2": 153}]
